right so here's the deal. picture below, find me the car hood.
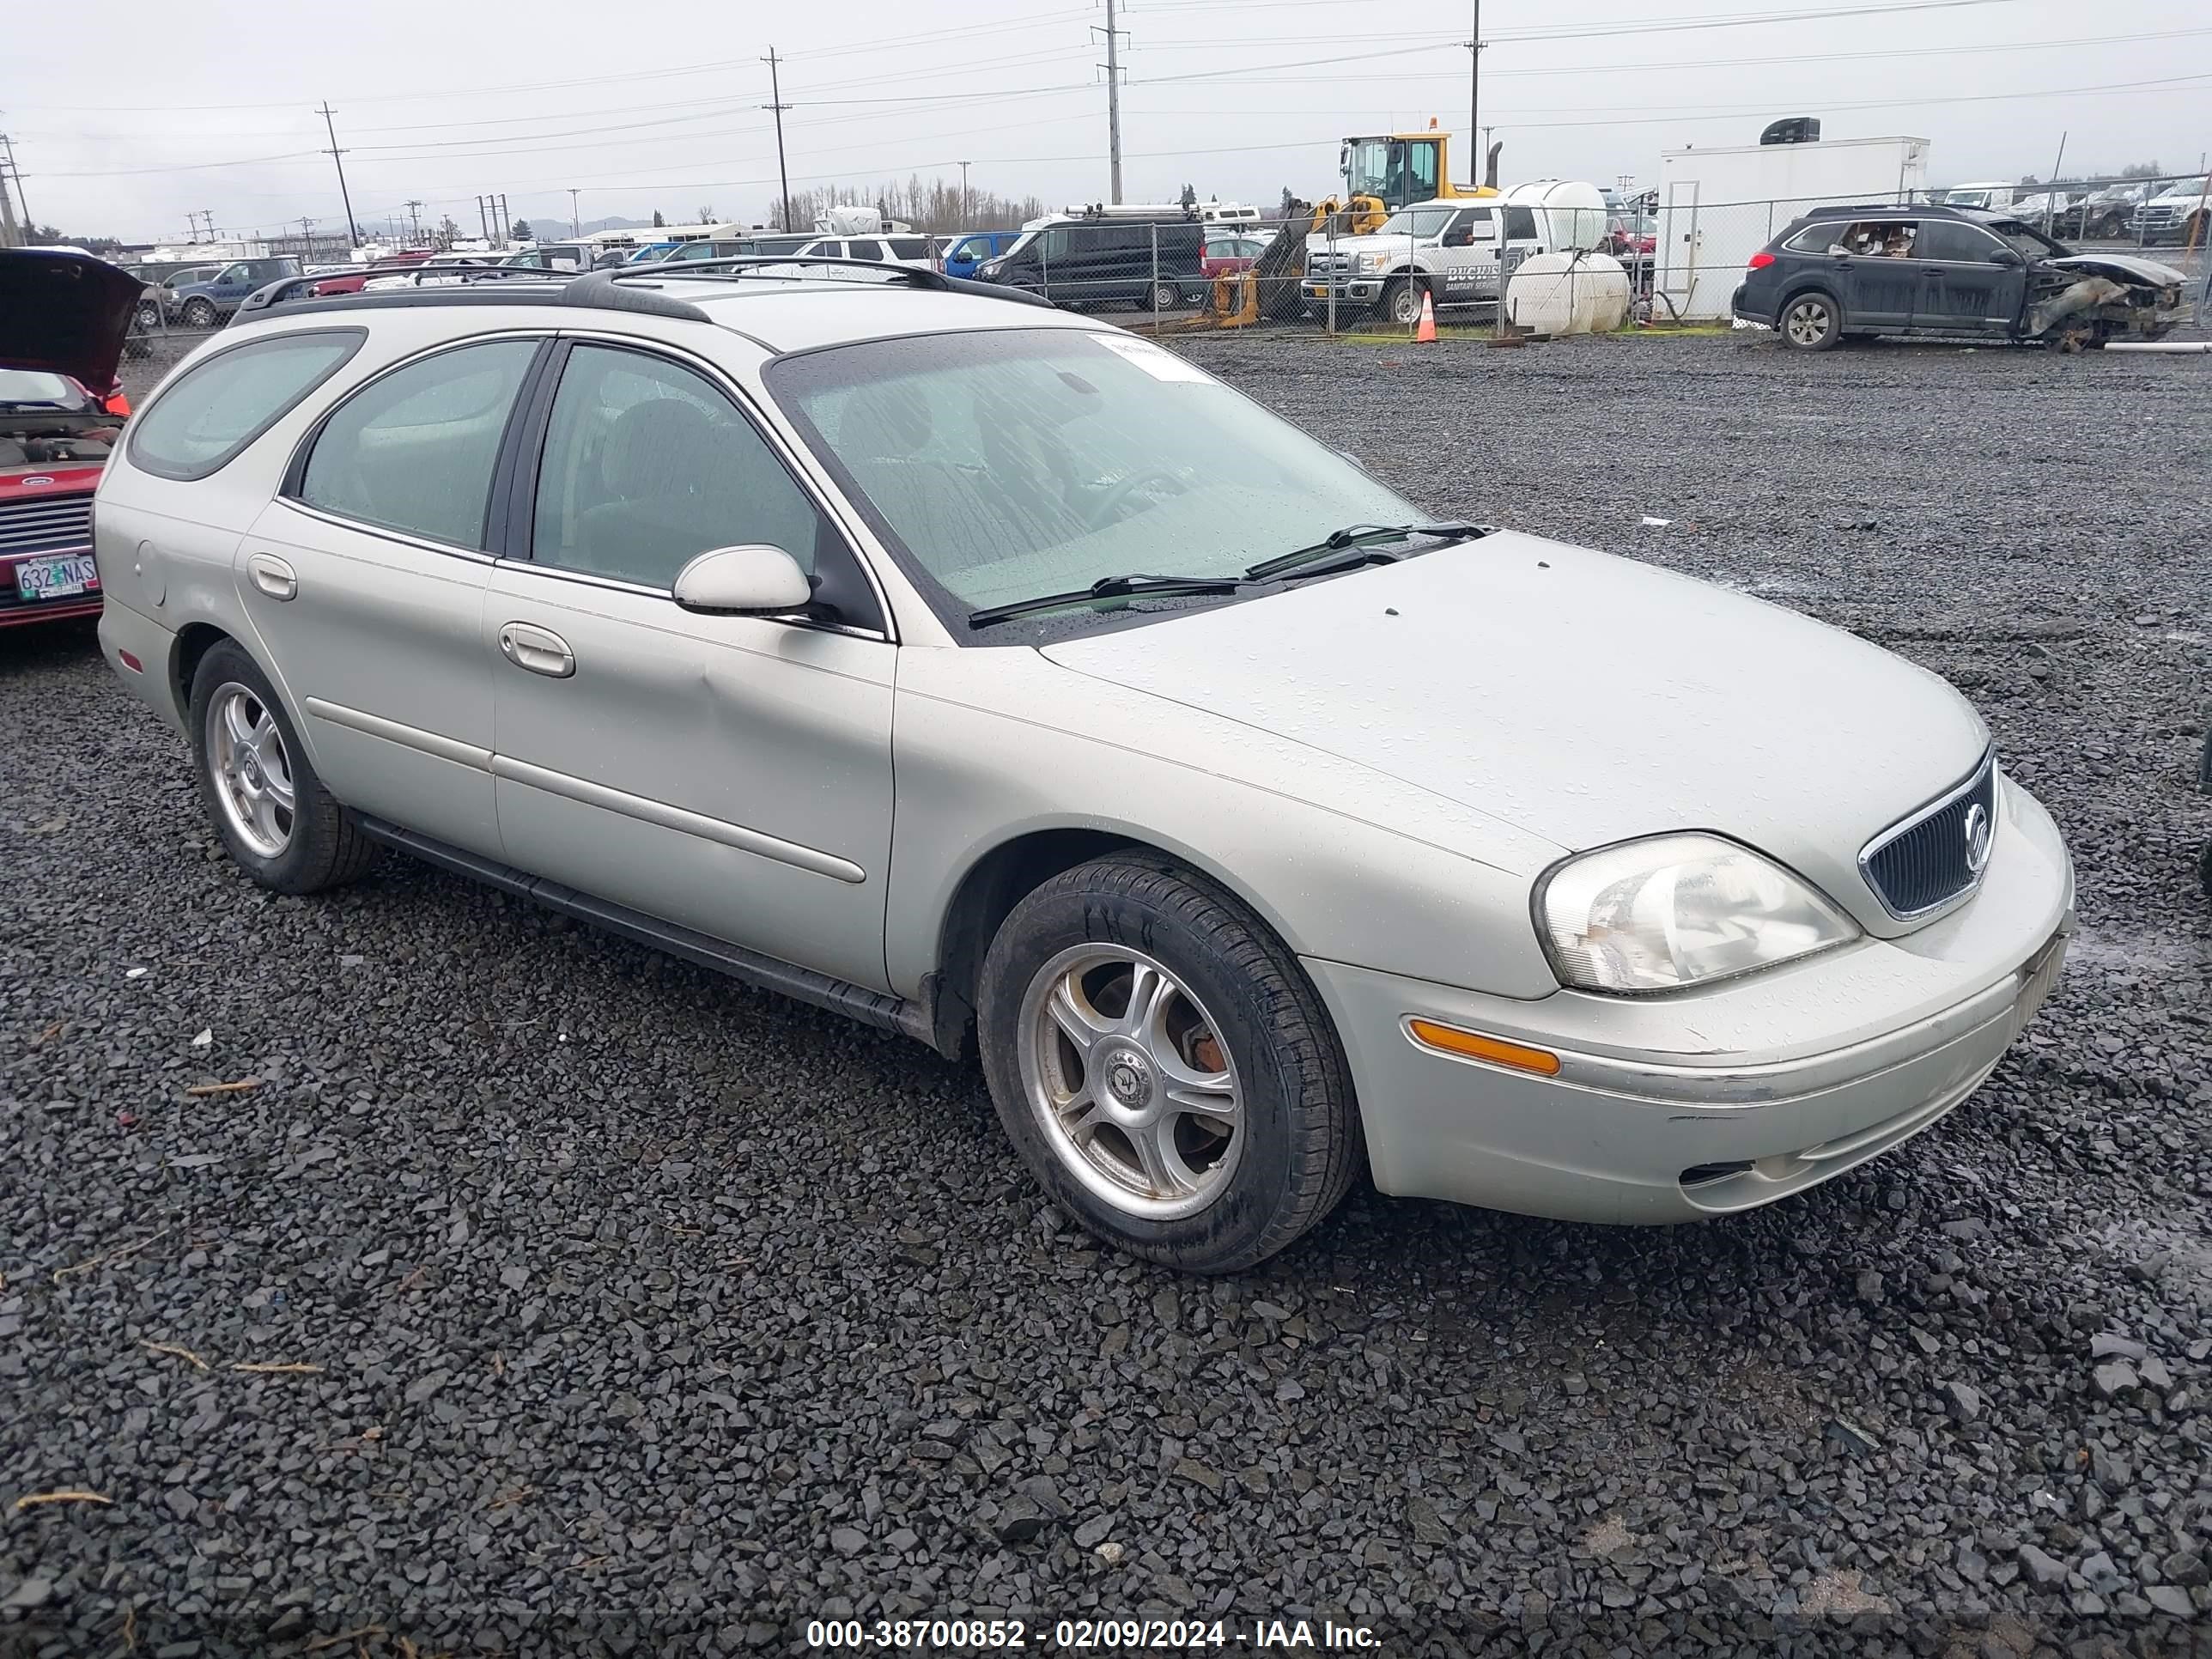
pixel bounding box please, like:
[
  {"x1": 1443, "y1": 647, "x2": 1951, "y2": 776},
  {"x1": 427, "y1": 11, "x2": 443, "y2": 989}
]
[
  {"x1": 0, "y1": 249, "x2": 143, "y2": 389},
  {"x1": 1038, "y1": 530, "x2": 1990, "y2": 933},
  {"x1": 2046, "y1": 252, "x2": 2189, "y2": 289}
]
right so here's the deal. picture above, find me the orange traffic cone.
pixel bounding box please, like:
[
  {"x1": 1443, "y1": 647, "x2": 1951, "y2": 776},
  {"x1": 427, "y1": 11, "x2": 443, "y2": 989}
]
[{"x1": 1415, "y1": 289, "x2": 1437, "y2": 343}]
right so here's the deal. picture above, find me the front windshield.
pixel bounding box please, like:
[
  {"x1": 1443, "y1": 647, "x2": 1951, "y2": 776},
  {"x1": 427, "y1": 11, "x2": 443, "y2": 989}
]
[
  {"x1": 767, "y1": 328, "x2": 1424, "y2": 631},
  {"x1": 1378, "y1": 205, "x2": 1456, "y2": 239},
  {"x1": 1345, "y1": 140, "x2": 1395, "y2": 198},
  {"x1": 1987, "y1": 220, "x2": 2067, "y2": 259}
]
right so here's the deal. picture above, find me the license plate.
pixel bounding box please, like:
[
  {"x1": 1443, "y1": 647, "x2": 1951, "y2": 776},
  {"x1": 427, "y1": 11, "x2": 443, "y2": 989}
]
[{"x1": 15, "y1": 555, "x2": 100, "y2": 601}]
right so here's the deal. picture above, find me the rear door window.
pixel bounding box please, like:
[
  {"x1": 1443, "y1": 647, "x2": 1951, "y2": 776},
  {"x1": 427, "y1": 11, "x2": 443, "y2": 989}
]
[
  {"x1": 1503, "y1": 206, "x2": 1538, "y2": 240},
  {"x1": 128, "y1": 330, "x2": 366, "y2": 482},
  {"x1": 846, "y1": 240, "x2": 884, "y2": 263},
  {"x1": 887, "y1": 237, "x2": 928, "y2": 260},
  {"x1": 1917, "y1": 221, "x2": 2007, "y2": 263},
  {"x1": 1783, "y1": 222, "x2": 1846, "y2": 252},
  {"x1": 295, "y1": 340, "x2": 539, "y2": 550}
]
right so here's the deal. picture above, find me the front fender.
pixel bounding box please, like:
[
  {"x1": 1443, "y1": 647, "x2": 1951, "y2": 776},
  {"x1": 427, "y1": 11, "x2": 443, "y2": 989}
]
[{"x1": 884, "y1": 647, "x2": 1566, "y2": 1004}]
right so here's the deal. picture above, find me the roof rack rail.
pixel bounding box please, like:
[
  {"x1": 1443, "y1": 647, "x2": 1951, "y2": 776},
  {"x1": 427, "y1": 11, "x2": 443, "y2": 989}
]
[
  {"x1": 580, "y1": 254, "x2": 1057, "y2": 309},
  {"x1": 231, "y1": 261, "x2": 580, "y2": 325}
]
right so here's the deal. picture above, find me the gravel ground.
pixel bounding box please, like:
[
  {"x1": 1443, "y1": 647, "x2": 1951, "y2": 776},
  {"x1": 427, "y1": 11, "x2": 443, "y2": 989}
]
[{"x1": 5, "y1": 330, "x2": 2210, "y2": 1658}]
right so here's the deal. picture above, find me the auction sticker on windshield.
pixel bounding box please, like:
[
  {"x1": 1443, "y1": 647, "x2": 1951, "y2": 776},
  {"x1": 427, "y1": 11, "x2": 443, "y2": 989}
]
[{"x1": 1090, "y1": 332, "x2": 1211, "y2": 382}]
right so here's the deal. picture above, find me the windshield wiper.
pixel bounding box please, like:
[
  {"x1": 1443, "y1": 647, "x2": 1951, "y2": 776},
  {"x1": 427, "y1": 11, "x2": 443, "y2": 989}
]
[
  {"x1": 1244, "y1": 520, "x2": 1485, "y2": 581},
  {"x1": 968, "y1": 572, "x2": 1255, "y2": 629}
]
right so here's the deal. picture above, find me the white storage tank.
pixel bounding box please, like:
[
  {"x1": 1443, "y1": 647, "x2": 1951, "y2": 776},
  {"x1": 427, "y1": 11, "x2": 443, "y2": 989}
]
[
  {"x1": 1504, "y1": 252, "x2": 1631, "y2": 335},
  {"x1": 1504, "y1": 179, "x2": 1608, "y2": 252}
]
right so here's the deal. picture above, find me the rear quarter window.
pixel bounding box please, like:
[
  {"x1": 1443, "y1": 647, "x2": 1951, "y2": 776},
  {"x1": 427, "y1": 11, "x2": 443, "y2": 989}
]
[
  {"x1": 1783, "y1": 223, "x2": 1844, "y2": 252},
  {"x1": 127, "y1": 330, "x2": 366, "y2": 482}
]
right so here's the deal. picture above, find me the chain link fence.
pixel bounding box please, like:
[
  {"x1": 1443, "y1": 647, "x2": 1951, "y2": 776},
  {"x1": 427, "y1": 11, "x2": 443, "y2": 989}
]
[{"x1": 1657, "y1": 174, "x2": 2211, "y2": 322}]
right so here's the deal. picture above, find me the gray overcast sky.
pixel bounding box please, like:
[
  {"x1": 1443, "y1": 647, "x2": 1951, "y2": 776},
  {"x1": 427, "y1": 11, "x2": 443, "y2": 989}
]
[{"x1": 10, "y1": 0, "x2": 2209, "y2": 241}]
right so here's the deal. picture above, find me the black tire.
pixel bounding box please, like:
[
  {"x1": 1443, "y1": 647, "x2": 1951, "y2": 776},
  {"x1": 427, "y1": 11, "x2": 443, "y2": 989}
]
[
  {"x1": 134, "y1": 301, "x2": 161, "y2": 331},
  {"x1": 1146, "y1": 279, "x2": 1181, "y2": 312},
  {"x1": 188, "y1": 640, "x2": 378, "y2": 895},
  {"x1": 1778, "y1": 289, "x2": 1843, "y2": 350},
  {"x1": 182, "y1": 298, "x2": 218, "y2": 329},
  {"x1": 1382, "y1": 275, "x2": 1425, "y2": 327},
  {"x1": 977, "y1": 852, "x2": 1364, "y2": 1273}
]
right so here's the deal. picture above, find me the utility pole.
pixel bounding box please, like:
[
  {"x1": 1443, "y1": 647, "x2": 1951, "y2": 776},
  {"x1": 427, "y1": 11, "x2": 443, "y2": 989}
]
[
  {"x1": 1, "y1": 133, "x2": 30, "y2": 236},
  {"x1": 568, "y1": 188, "x2": 582, "y2": 238},
  {"x1": 1467, "y1": 0, "x2": 1481, "y2": 182},
  {"x1": 405, "y1": 199, "x2": 424, "y2": 242},
  {"x1": 763, "y1": 48, "x2": 793, "y2": 234},
  {"x1": 959, "y1": 161, "x2": 971, "y2": 222},
  {"x1": 1097, "y1": 0, "x2": 1125, "y2": 204},
  {"x1": 318, "y1": 103, "x2": 359, "y2": 246},
  {"x1": 0, "y1": 168, "x2": 20, "y2": 250}
]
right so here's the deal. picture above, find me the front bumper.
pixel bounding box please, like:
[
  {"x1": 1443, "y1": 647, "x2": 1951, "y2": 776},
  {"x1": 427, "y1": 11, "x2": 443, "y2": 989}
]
[
  {"x1": 1307, "y1": 774, "x2": 2074, "y2": 1224},
  {"x1": 1304, "y1": 277, "x2": 1382, "y2": 304}
]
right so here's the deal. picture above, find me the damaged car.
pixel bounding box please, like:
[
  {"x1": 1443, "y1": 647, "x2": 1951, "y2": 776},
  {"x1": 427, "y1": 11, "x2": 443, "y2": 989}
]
[
  {"x1": 1734, "y1": 204, "x2": 2187, "y2": 351},
  {"x1": 0, "y1": 249, "x2": 140, "y2": 628}
]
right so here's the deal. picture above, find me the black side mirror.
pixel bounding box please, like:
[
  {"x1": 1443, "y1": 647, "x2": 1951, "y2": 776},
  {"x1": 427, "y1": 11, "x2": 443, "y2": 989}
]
[{"x1": 1987, "y1": 249, "x2": 2023, "y2": 266}]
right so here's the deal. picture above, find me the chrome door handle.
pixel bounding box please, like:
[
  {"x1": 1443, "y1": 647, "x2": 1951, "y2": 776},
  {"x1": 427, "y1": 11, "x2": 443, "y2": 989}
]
[
  {"x1": 499, "y1": 622, "x2": 575, "y2": 678},
  {"x1": 246, "y1": 553, "x2": 298, "y2": 601}
]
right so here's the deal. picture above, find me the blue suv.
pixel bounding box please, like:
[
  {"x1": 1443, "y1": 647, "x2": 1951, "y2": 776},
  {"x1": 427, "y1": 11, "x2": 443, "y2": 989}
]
[
  {"x1": 168, "y1": 258, "x2": 302, "y2": 329},
  {"x1": 940, "y1": 231, "x2": 1017, "y2": 280}
]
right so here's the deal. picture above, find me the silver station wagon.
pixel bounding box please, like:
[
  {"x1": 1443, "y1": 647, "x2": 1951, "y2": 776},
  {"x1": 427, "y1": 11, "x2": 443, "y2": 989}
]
[{"x1": 96, "y1": 260, "x2": 2074, "y2": 1272}]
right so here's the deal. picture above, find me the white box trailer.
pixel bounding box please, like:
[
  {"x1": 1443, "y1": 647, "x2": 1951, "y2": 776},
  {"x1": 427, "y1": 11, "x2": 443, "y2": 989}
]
[{"x1": 1656, "y1": 135, "x2": 1929, "y2": 319}]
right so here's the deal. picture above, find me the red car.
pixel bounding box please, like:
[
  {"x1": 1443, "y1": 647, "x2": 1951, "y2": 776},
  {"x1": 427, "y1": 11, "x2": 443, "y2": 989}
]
[
  {"x1": 312, "y1": 247, "x2": 439, "y2": 297},
  {"x1": 1201, "y1": 234, "x2": 1270, "y2": 279},
  {"x1": 1, "y1": 249, "x2": 139, "y2": 629}
]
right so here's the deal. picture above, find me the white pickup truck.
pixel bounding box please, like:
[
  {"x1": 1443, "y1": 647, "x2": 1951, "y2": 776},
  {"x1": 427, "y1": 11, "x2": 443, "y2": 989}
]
[{"x1": 1300, "y1": 183, "x2": 1607, "y2": 326}]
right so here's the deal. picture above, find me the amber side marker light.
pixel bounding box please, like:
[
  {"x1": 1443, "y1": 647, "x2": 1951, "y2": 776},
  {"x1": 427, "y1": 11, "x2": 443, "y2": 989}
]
[{"x1": 1406, "y1": 1019, "x2": 1562, "y2": 1076}]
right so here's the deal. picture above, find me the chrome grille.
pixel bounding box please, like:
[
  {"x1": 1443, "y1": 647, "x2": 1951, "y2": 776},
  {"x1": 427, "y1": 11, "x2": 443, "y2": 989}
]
[
  {"x1": 1859, "y1": 754, "x2": 1997, "y2": 920},
  {"x1": 0, "y1": 494, "x2": 95, "y2": 557}
]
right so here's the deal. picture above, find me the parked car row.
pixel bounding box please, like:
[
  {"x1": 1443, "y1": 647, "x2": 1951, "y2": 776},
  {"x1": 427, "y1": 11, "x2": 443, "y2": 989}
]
[{"x1": 1938, "y1": 179, "x2": 2211, "y2": 245}]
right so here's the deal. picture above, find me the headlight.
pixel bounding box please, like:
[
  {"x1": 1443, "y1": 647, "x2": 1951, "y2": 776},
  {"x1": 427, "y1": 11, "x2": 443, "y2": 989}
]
[
  {"x1": 1535, "y1": 833, "x2": 1859, "y2": 994},
  {"x1": 1355, "y1": 252, "x2": 1389, "y2": 273},
  {"x1": 977, "y1": 258, "x2": 1005, "y2": 277}
]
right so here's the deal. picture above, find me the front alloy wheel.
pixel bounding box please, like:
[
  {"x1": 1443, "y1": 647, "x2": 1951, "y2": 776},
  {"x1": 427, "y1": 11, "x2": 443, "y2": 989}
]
[
  {"x1": 1147, "y1": 279, "x2": 1181, "y2": 312},
  {"x1": 183, "y1": 298, "x2": 218, "y2": 329},
  {"x1": 1020, "y1": 945, "x2": 1243, "y2": 1219},
  {"x1": 977, "y1": 852, "x2": 1364, "y2": 1272},
  {"x1": 1384, "y1": 276, "x2": 1425, "y2": 326}
]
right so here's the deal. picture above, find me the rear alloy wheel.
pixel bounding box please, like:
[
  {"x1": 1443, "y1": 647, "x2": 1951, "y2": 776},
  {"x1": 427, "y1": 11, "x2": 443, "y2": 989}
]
[
  {"x1": 190, "y1": 641, "x2": 378, "y2": 894},
  {"x1": 978, "y1": 853, "x2": 1363, "y2": 1272},
  {"x1": 135, "y1": 300, "x2": 161, "y2": 331},
  {"x1": 1146, "y1": 279, "x2": 1181, "y2": 312},
  {"x1": 1780, "y1": 291, "x2": 1843, "y2": 350},
  {"x1": 182, "y1": 297, "x2": 219, "y2": 329},
  {"x1": 1383, "y1": 276, "x2": 1425, "y2": 327}
]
